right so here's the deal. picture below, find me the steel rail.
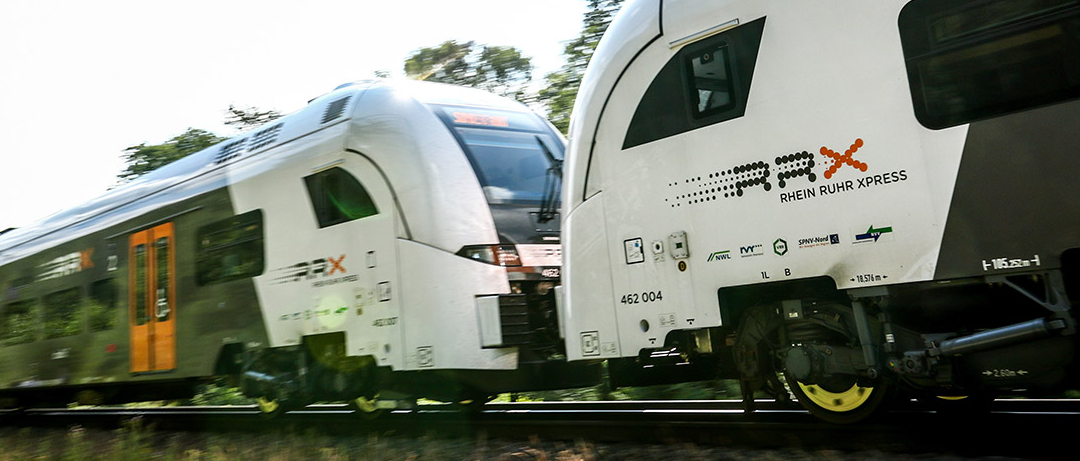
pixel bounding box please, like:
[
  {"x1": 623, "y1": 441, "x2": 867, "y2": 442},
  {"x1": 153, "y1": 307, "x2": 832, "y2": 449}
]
[{"x1": 3, "y1": 399, "x2": 1080, "y2": 459}]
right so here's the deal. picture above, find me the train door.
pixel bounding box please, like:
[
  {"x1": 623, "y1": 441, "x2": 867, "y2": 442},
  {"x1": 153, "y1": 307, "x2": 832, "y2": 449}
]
[{"x1": 128, "y1": 222, "x2": 176, "y2": 373}]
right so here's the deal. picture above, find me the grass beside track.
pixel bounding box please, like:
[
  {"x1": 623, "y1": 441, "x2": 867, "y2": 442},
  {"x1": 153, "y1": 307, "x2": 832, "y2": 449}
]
[{"x1": 0, "y1": 421, "x2": 963, "y2": 461}]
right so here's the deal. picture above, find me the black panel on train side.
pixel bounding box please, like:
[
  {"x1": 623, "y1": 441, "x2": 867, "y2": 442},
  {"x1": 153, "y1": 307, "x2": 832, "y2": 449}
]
[
  {"x1": 623, "y1": 17, "x2": 766, "y2": 150},
  {"x1": 934, "y1": 98, "x2": 1080, "y2": 279}
]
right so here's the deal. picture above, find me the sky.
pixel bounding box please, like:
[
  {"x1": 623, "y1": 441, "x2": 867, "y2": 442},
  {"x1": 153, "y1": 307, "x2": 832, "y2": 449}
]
[{"x1": 0, "y1": 0, "x2": 588, "y2": 231}]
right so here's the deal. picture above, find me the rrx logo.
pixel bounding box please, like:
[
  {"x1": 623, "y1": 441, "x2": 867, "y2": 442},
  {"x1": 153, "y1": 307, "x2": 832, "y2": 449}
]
[{"x1": 275, "y1": 255, "x2": 347, "y2": 283}]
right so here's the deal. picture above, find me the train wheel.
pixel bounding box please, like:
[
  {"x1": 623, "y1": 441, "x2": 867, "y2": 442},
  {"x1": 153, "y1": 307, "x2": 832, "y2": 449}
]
[
  {"x1": 919, "y1": 392, "x2": 995, "y2": 413},
  {"x1": 349, "y1": 396, "x2": 385, "y2": 420},
  {"x1": 456, "y1": 394, "x2": 495, "y2": 413},
  {"x1": 785, "y1": 372, "x2": 893, "y2": 424},
  {"x1": 256, "y1": 397, "x2": 286, "y2": 418}
]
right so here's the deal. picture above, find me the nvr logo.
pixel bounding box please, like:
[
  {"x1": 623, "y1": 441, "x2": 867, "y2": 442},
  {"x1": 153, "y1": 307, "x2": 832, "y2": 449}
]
[
  {"x1": 740, "y1": 244, "x2": 764, "y2": 258},
  {"x1": 854, "y1": 225, "x2": 893, "y2": 244},
  {"x1": 707, "y1": 250, "x2": 731, "y2": 262}
]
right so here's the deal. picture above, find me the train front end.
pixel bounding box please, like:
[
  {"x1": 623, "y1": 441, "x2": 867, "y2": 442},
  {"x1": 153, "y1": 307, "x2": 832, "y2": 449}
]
[{"x1": 338, "y1": 80, "x2": 598, "y2": 403}]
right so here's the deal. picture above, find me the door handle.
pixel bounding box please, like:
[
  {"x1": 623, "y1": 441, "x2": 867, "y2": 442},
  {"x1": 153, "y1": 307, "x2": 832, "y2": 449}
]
[{"x1": 156, "y1": 288, "x2": 170, "y2": 320}]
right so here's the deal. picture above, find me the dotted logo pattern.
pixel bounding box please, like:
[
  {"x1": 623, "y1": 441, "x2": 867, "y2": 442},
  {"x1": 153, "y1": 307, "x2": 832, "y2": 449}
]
[{"x1": 664, "y1": 138, "x2": 868, "y2": 208}]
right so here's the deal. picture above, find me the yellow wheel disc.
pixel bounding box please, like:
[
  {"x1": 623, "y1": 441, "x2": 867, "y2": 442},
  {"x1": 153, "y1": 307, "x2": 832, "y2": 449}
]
[
  {"x1": 353, "y1": 396, "x2": 378, "y2": 413},
  {"x1": 256, "y1": 397, "x2": 280, "y2": 414},
  {"x1": 936, "y1": 395, "x2": 969, "y2": 401},
  {"x1": 796, "y1": 381, "x2": 874, "y2": 412}
]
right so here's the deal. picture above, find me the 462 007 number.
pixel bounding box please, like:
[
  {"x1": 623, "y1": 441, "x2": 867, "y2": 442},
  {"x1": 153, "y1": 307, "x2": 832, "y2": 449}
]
[{"x1": 621, "y1": 291, "x2": 663, "y2": 305}]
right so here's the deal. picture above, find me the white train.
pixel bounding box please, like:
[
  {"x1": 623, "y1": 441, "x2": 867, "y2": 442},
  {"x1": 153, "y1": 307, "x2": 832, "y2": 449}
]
[
  {"x1": 0, "y1": 79, "x2": 597, "y2": 413},
  {"x1": 560, "y1": 0, "x2": 1080, "y2": 422}
]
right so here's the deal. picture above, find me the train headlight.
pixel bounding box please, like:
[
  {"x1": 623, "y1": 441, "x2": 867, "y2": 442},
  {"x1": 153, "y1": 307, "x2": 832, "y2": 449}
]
[{"x1": 456, "y1": 245, "x2": 522, "y2": 267}]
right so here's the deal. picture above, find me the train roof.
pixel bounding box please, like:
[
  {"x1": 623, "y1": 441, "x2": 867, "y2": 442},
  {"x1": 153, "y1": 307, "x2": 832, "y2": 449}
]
[{"x1": 0, "y1": 79, "x2": 532, "y2": 265}]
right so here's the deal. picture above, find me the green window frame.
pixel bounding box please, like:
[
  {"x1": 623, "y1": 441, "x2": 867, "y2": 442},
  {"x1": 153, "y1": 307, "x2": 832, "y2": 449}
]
[
  {"x1": 195, "y1": 210, "x2": 265, "y2": 286},
  {"x1": 1, "y1": 299, "x2": 37, "y2": 346},
  {"x1": 43, "y1": 287, "x2": 82, "y2": 339},
  {"x1": 89, "y1": 279, "x2": 119, "y2": 332}
]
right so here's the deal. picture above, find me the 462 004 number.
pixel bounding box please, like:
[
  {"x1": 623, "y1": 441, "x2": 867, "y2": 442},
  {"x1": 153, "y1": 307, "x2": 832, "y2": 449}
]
[{"x1": 621, "y1": 291, "x2": 662, "y2": 305}]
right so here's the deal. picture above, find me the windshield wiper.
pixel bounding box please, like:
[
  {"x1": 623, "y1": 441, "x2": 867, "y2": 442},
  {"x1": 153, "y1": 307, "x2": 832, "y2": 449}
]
[{"x1": 536, "y1": 136, "x2": 562, "y2": 224}]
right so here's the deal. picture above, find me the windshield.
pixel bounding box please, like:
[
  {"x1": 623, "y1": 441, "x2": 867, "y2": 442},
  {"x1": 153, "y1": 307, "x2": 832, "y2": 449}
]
[{"x1": 436, "y1": 105, "x2": 564, "y2": 205}]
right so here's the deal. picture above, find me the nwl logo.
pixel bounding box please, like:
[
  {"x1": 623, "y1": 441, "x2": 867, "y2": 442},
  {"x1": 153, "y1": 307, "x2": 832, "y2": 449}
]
[{"x1": 707, "y1": 250, "x2": 731, "y2": 262}]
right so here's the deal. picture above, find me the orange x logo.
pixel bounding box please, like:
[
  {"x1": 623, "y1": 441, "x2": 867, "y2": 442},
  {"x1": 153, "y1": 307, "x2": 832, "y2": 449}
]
[
  {"x1": 820, "y1": 138, "x2": 868, "y2": 179},
  {"x1": 80, "y1": 248, "x2": 94, "y2": 270},
  {"x1": 328, "y1": 255, "x2": 346, "y2": 275}
]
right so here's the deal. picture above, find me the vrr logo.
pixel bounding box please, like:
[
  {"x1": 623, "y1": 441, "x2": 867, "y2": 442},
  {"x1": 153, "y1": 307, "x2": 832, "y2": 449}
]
[{"x1": 773, "y1": 238, "x2": 788, "y2": 256}]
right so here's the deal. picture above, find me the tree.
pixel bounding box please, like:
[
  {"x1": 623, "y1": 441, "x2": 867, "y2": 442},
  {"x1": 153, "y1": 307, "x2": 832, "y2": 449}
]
[
  {"x1": 224, "y1": 105, "x2": 283, "y2": 131},
  {"x1": 118, "y1": 105, "x2": 282, "y2": 182},
  {"x1": 404, "y1": 40, "x2": 476, "y2": 83},
  {"x1": 538, "y1": 0, "x2": 624, "y2": 134},
  {"x1": 404, "y1": 40, "x2": 534, "y2": 101},
  {"x1": 117, "y1": 128, "x2": 224, "y2": 182}
]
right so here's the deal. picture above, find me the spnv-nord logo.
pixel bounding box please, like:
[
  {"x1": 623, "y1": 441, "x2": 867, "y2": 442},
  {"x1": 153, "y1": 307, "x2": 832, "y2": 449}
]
[{"x1": 773, "y1": 238, "x2": 788, "y2": 256}]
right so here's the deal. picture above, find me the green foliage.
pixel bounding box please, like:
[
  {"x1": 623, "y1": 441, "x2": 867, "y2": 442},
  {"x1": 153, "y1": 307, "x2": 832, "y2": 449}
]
[
  {"x1": 43, "y1": 287, "x2": 81, "y2": 339},
  {"x1": 518, "y1": 379, "x2": 743, "y2": 402},
  {"x1": 474, "y1": 45, "x2": 534, "y2": 101},
  {"x1": 404, "y1": 40, "x2": 534, "y2": 101},
  {"x1": 87, "y1": 298, "x2": 116, "y2": 332},
  {"x1": 190, "y1": 379, "x2": 255, "y2": 406},
  {"x1": 404, "y1": 40, "x2": 476, "y2": 83},
  {"x1": 537, "y1": 0, "x2": 625, "y2": 134},
  {"x1": 224, "y1": 105, "x2": 283, "y2": 131},
  {"x1": 0, "y1": 299, "x2": 37, "y2": 346},
  {"x1": 609, "y1": 380, "x2": 743, "y2": 400},
  {"x1": 118, "y1": 128, "x2": 225, "y2": 182}
]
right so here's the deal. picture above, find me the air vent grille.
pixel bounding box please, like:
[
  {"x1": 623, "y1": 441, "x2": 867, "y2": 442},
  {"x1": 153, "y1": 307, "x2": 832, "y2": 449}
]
[
  {"x1": 248, "y1": 122, "x2": 284, "y2": 151},
  {"x1": 321, "y1": 96, "x2": 351, "y2": 124},
  {"x1": 214, "y1": 138, "x2": 248, "y2": 165}
]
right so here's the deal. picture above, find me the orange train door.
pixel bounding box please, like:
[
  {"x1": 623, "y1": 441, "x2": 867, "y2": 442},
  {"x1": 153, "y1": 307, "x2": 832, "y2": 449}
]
[{"x1": 129, "y1": 223, "x2": 176, "y2": 373}]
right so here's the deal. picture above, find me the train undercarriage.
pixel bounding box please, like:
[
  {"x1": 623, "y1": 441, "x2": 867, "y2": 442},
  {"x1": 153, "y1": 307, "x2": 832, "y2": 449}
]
[
  {"x1": 607, "y1": 263, "x2": 1079, "y2": 423},
  {"x1": 234, "y1": 282, "x2": 600, "y2": 416}
]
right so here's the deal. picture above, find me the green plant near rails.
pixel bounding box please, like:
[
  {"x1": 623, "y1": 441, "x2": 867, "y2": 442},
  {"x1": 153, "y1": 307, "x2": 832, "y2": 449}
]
[{"x1": 0, "y1": 423, "x2": 607, "y2": 461}]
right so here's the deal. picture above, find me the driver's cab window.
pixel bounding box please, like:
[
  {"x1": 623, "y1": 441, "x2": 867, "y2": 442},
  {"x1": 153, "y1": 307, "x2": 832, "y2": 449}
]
[{"x1": 304, "y1": 167, "x2": 378, "y2": 229}]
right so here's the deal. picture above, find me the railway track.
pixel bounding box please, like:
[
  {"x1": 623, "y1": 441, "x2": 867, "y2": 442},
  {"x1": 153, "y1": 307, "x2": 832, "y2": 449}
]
[{"x1": 3, "y1": 399, "x2": 1079, "y2": 459}]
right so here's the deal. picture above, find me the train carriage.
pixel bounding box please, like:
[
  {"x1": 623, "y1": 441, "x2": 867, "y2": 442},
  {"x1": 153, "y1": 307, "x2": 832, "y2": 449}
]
[
  {"x1": 0, "y1": 79, "x2": 597, "y2": 413},
  {"x1": 560, "y1": 0, "x2": 1080, "y2": 422}
]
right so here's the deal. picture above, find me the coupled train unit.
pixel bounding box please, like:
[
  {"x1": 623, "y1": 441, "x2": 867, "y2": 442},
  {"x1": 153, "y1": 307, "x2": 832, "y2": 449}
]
[
  {"x1": 0, "y1": 79, "x2": 597, "y2": 413},
  {"x1": 560, "y1": 0, "x2": 1080, "y2": 422}
]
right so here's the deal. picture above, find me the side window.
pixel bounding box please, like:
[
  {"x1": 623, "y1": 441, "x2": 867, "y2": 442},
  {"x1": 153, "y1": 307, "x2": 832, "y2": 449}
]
[
  {"x1": 196, "y1": 210, "x2": 265, "y2": 286},
  {"x1": 688, "y1": 41, "x2": 736, "y2": 117},
  {"x1": 304, "y1": 167, "x2": 379, "y2": 228},
  {"x1": 623, "y1": 17, "x2": 766, "y2": 149},
  {"x1": 43, "y1": 287, "x2": 81, "y2": 339},
  {"x1": 135, "y1": 243, "x2": 148, "y2": 325},
  {"x1": 899, "y1": 0, "x2": 1080, "y2": 129},
  {"x1": 155, "y1": 236, "x2": 171, "y2": 321},
  {"x1": 89, "y1": 279, "x2": 119, "y2": 332},
  {"x1": 1, "y1": 299, "x2": 37, "y2": 346}
]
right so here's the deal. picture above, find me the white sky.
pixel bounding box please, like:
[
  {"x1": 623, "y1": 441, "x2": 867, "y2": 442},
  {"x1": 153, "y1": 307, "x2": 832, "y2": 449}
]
[{"x1": 0, "y1": 0, "x2": 587, "y2": 231}]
